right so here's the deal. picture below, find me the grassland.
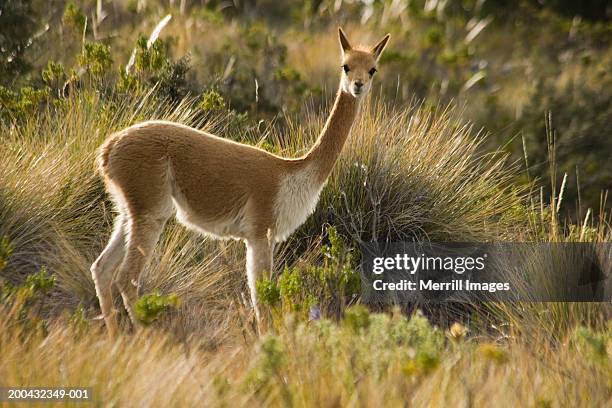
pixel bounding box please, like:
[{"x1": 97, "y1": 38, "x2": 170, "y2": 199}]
[{"x1": 0, "y1": 1, "x2": 611, "y2": 407}]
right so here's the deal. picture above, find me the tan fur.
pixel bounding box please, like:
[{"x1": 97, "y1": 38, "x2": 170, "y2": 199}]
[{"x1": 91, "y1": 28, "x2": 390, "y2": 336}]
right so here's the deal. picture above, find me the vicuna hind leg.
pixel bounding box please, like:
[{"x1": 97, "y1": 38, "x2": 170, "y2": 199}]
[
  {"x1": 245, "y1": 236, "x2": 275, "y2": 332},
  {"x1": 115, "y1": 215, "x2": 167, "y2": 329},
  {"x1": 91, "y1": 214, "x2": 127, "y2": 338}
]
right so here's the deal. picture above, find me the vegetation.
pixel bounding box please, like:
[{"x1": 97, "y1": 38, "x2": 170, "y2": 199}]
[{"x1": 0, "y1": 0, "x2": 610, "y2": 406}]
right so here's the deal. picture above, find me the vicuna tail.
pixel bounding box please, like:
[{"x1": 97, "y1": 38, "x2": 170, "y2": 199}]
[{"x1": 96, "y1": 134, "x2": 119, "y2": 175}]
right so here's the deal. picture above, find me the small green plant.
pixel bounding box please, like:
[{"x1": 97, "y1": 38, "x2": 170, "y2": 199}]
[
  {"x1": 62, "y1": 2, "x2": 86, "y2": 33},
  {"x1": 198, "y1": 89, "x2": 226, "y2": 112},
  {"x1": 571, "y1": 326, "x2": 609, "y2": 364},
  {"x1": 256, "y1": 277, "x2": 281, "y2": 308},
  {"x1": 134, "y1": 291, "x2": 180, "y2": 325},
  {"x1": 319, "y1": 227, "x2": 360, "y2": 296},
  {"x1": 0, "y1": 266, "x2": 55, "y2": 340},
  {"x1": 18, "y1": 87, "x2": 49, "y2": 114},
  {"x1": 245, "y1": 334, "x2": 286, "y2": 392},
  {"x1": 118, "y1": 69, "x2": 139, "y2": 93},
  {"x1": 24, "y1": 267, "x2": 55, "y2": 295},
  {"x1": 278, "y1": 267, "x2": 302, "y2": 308},
  {"x1": 0, "y1": 85, "x2": 18, "y2": 111},
  {"x1": 0, "y1": 86, "x2": 49, "y2": 119},
  {"x1": 478, "y1": 343, "x2": 509, "y2": 365},
  {"x1": 402, "y1": 311, "x2": 445, "y2": 351},
  {"x1": 258, "y1": 227, "x2": 360, "y2": 321},
  {"x1": 42, "y1": 61, "x2": 66, "y2": 92},
  {"x1": 0, "y1": 236, "x2": 14, "y2": 271},
  {"x1": 68, "y1": 304, "x2": 89, "y2": 336},
  {"x1": 134, "y1": 36, "x2": 167, "y2": 74},
  {"x1": 343, "y1": 304, "x2": 371, "y2": 333},
  {"x1": 123, "y1": 36, "x2": 191, "y2": 100},
  {"x1": 79, "y1": 42, "x2": 113, "y2": 78},
  {"x1": 402, "y1": 350, "x2": 440, "y2": 377},
  {"x1": 304, "y1": 227, "x2": 360, "y2": 316}
]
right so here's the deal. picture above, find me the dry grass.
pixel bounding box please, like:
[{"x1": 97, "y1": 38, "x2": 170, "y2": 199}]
[
  {"x1": 301, "y1": 97, "x2": 530, "y2": 242},
  {"x1": 0, "y1": 305, "x2": 609, "y2": 407}
]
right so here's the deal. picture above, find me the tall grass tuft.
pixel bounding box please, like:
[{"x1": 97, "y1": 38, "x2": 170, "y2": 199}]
[
  {"x1": 485, "y1": 118, "x2": 611, "y2": 340},
  {"x1": 278, "y1": 96, "x2": 530, "y2": 247}
]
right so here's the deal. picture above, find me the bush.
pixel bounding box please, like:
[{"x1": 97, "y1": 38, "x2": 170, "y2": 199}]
[
  {"x1": 62, "y1": 2, "x2": 86, "y2": 33},
  {"x1": 79, "y1": 42, "x2": 113, "y2": 79},
  {"x1": 125, "y1": 35, "x2": 192, "y2": 100},
  {"x1": 134, "y1": 291, "x2": 180, "y2": 325},
  {"x1": 0, "y1": 264, "x2": 55, "y2": 341},
  {"x1": 0, "y1": 85, "x2": 49, "y2": 121},
  {"x1": 571, "y1": 325, "x2": 610, "y2": 365},
  {"x1": 258, "y1": 226, "x2": 359, "y2": 320},
  {"x1": 288, "y1": 100, "x2": 530, "y2": 244}
]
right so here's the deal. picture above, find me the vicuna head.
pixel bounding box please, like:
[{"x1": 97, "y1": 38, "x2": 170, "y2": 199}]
[{"x1": 338, "y1": 28, "x2": 390, "y2": 98}]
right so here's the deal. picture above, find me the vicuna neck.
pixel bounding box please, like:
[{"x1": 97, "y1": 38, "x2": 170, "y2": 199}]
[{"x1": 303, "y1": 87, "x2": 359, "y2": 183}]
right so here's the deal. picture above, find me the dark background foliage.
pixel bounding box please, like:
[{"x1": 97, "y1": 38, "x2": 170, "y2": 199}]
[{"x1": 1, "y1": 0, "x2": 610, "y2": 217}]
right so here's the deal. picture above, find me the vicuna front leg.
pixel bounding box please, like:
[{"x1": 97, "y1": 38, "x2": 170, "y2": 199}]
[
  {"x1": 245, "y1": 236, "x2": 274, "y2": 329},
  {"x1": 115, "y1": 215, "x2": 167, "y2": 330}
]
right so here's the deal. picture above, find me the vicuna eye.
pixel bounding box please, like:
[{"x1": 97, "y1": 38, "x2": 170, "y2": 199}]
[
  {"x1": 369, "y1": 67, "x2": 377, "y2": 76},
  {"x1": 342, "y1": 64, "x2": 350, "y2": 73}
]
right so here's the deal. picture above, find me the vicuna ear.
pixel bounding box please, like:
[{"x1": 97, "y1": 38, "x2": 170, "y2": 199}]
[
  {"x1": 338, "y1": 27, "x2": 352, "y2": 53},
  {"x1": 371, "y1": 34, "x2": 390, "y2": 61}
]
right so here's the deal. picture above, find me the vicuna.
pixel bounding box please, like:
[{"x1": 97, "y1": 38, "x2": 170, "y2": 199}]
[{"x1": 91, "y1": 28, "x2": 390, "y2": 336}]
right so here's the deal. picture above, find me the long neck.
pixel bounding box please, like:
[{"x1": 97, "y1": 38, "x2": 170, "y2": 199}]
[{"x1": 303, "y1": 87, "x2": 359, "y2": 183}]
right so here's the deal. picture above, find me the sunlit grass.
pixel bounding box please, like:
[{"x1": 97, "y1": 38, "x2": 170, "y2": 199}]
[{"x1": 0, "y1": 298, "x2": 609, "y2": 407}]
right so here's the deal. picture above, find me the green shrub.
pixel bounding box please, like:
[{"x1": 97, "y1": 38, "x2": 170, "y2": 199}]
[
  {"x1": 0, "y1": 265, "x2": 55, "y2": 340},
  {"x1": 198, "y1": 90, "x2": 226, "y2": 112},
  {"x1": 256, "y1": 278, "x2": 281, "y2": 308},
  {"x1": 259, "y1": 226, "x2": 359, "y2": 320},
  {"x1": 68, "y1": 304, "x2": 89, "y2": 336},
  {"x1": 245, "y1": 334, "x2": 286, "y2": 391},
  {"x1": 571, "y1": 325, "x2": 610, "y2": 365},
  {"x1": 42, "y1": 61, "x2": 66, "y2": 91},
  {"x1": 478, "y1": 343, "x2": 509, "y2": 365},
  {"x1": 402, "y1": 350, "x2": 440, "y2": 377},
  {"x1": 125, "y1": 35, "x2": 192, "y2": 100},
  {"x1": 0, "y1": 85, "x2": 49, "y2": 120},
  {"x1": 134, "y1": 36, "x2": 166, "y2": 73},
  {"x1": 79, "y1": 42, "x2": 113, "y2": 78},
  {"x1": 62, "y1": 2, "x2": 86, "y2": 33},
  {"x1": 24, "y1": 267, "x2": 55, "y2": 295},
  {"x1": 134, "y1": 291, "x2": 180, "y2": 325},
  {"x1": 343, "y1": 305, "x2": 371, "y2": 333}
]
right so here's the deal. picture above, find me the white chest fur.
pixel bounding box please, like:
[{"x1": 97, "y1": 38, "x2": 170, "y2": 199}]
[{"x1": 273, "y1": 164, "x2": 325, "y2": 242}]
